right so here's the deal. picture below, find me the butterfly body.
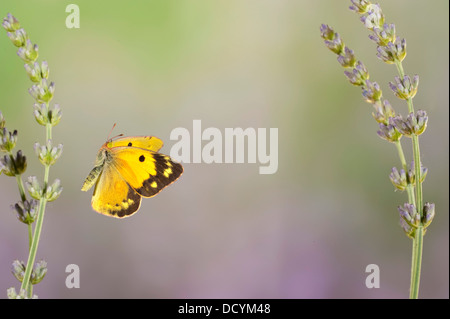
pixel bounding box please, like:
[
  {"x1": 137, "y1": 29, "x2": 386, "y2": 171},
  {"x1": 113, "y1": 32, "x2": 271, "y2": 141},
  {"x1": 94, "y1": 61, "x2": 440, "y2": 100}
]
[{"x1": 82, "y1": 136, "x2": 183, "y2": 218}]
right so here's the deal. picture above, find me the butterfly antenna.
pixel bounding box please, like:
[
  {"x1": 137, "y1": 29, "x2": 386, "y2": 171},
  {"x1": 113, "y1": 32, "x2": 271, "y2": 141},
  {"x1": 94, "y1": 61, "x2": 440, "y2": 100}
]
[{"x1": 107, "y1": 123, "x2": 123, "y2": 142}]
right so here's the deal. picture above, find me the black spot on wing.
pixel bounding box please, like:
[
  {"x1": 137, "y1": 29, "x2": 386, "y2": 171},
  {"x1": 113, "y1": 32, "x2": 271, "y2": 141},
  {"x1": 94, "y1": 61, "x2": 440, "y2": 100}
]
[{"x1": 136, "y1": 153, "x2": 183, "y2": 197}]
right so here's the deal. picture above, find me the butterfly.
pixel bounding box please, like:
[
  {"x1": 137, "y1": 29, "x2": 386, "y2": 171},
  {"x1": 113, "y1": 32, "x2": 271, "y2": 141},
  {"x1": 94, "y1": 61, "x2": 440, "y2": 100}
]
[{"x1": 82, "y1": 132, "x2": 183, "y2": 218}]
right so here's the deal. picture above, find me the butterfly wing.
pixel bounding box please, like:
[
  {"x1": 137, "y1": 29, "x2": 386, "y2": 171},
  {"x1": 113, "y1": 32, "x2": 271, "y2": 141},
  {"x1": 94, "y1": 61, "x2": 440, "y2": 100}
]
[
  {"x1": 90, "y1": 162, "x2": 142, "y2": 218},
  {"x1": 110, "y1": 146, "x2": 183, "y2": 198},
  {"x1": 82, "y1": 135, "x2": 181, "y2": 218},
  {"x1": 109, "y1": 136, "x2": 164, "y2": 152}
]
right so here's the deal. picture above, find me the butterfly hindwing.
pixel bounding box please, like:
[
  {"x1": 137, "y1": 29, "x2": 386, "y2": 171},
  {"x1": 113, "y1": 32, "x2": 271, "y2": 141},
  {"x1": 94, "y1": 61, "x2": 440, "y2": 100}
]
[
  {"x1": 111, "y1": 147, "x2": 183, "y2": 198},
  {"x1": 91, "y1": 163, "x2": 142, "y2": 218}
]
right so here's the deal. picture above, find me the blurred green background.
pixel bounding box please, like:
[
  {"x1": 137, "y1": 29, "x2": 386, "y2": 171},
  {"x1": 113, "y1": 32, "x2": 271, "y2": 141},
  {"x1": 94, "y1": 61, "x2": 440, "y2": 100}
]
[{"x1": 0, "y1": 0, "x2": 448, "y2": 298}]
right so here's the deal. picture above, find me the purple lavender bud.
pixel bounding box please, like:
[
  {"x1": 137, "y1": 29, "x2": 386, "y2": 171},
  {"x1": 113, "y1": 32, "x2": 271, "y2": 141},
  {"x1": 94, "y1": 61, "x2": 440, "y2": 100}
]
[
  {"x1": 6, "y1": 28, "x2": 28, "y2": 47},
  {"x1": 399, "y1": 111, "x2": 427, "y2": 136},
  {"x1": 372, "y1": 100, "x2": 395, "y2": 124},
  {"x1": 320, "y1": 24, "x2": 345, "y2": 55},
  {"x1": 391, "y1": 114, "x2": 414, "y2": 137},
  {"x1": 362, "y1": 80, "x2": 382, "y2": 104},
  {"x1": 377, "y1": 121, "x2": 402, "y2": 143},
  {"x1": 11, "y1": 199, "x2": 38, "y2": 224},
  {"x1": 370, "y1": 23, "x2": 396, "y2": 46},
  {"x1": 422, "y1": 203, "x2": 435, "y2": 228},
  {"x1": 337, "y1": 47, "x2": 357, "y2": 68},
  {"x1": 349, "y1": 0, "x2": 371, "y2": 14},
  {"x1": 16, "y1": 39, "x2": 39, "y2": 63},
  {"x1": 344, "y1": 61, "x2": 369, "y2": 86},
  {"x1": 413, "y1": 109, "x2": 428, "y2": 135},
  {"x1": 28, "y1": 79, "x2": 54, "y2": 103},
  {"x1": 0, "y1": 128, "x2": 18, "y2": 153},
  {"x1": 24, "y1": 62, "x2": 42, "y2": 83},
  {"x1": 40, "y1": 61, "x2": 49, "y2": 79},
  {"x1": 2, "y1": 13, "x2": 20, "y2": 32},
  {"x1": 361, "y1": 4, "x2": 385, "y2": 30},
  {"x1": 376, "y1": 38, "x2": 407, "y2": 64},
  {"x1": 389, "y1": 75, "x2": 419, "y2": 100},
  {"x1": 389, "y1": 167, "x2": 407, "y2": 191},
  {"x1": 320, "y1": 24, "x2": 335, "y2": 40},
  {"x1": 408, "y1": 161, "x2": 428, "y2": 185},
  {"x1": 398, "y1": 203, "x2": 419, "y2": 227}
]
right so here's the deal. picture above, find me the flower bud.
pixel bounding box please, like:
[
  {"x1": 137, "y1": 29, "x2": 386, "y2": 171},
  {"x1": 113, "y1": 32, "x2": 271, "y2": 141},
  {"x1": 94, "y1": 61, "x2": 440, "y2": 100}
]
[
  {"x1": 34, "y1": 103, "x2": 62, "y2": 127},
  {"x1": 413, "y1": 110, "x2": 428, "y2": 136},
  {"x1": 376, "y1": 38, "x2": 407, "y2": 64},
  {"x1": 7, "y1": 287, "x2": 37, "y2": 299},
  {"x1": 372, "y1": 100, "x2": 395, "y2": 124},
  {"x1": 31, "y1": 260, "x2": 47, "y2": 285},
  {"x1": 377, "y1": 121, "x2": 402, "y2": 143},
  {"x1": 344, "y1": 61, "x2": 369, "y2": 86},
  {"x1": 407, "y1": 161, "x2": 428, "y2": 186},
  {"x1": 14, "y1": 150, "x2": 27, "y2": 175},
  {"x1": 48, "y1": 103, "x2": 62, "y2": 126},
  {"x1": 12, "y1": 199, "x2": 38, "y2": 224},
  {"x1": 349, "y1": 0, "x2": 371, "y2": 14},
  {"x1": 28, "y1": 79, "x2": 55, "y2": 103},
  {"x1": 389, "y1": 167, "x2": 407, "y2": 191},
  {"x1": 391, "y1": 110, "x2": 428, "y2": 137},
  {"x1": 337, "y1": 47, "x2": 357, "y2": 68},
  {"x1": 45, "y1": 179, "x2": 63, "y2": 202},
  {"x1": 422, "y1": 202, "x2": 435, "y2": 228},
  {"x1": 34, "y1": 140, "x2": 63, "y2": 166},
  {"x1": 398, "y1": 203, "x2": 420, "y2": 228},
  {"x1": 26, "y1": 176, "x2": 43, "y2": 200},
  {"x1": 6, "y1": 28, "x2": 28, "y2": 47},
  {"x1": 24, "y1": 61, "x2": 50, "y2": 83},
  {"x1": 2, "y1": 13, "x2": 21, "y2": 32},
  {"x1": 17, "y1": 39, "x2": 39, "y2": 63},
  {"x1": 320, "y1": 24, "x2": 345, "y2": 55},
  {"x1": 369, "y1": 24, "x2": 396, "y2": 46},
  {"x1": 0, "y1": 128, "x2": 18, "y2": 152},
  {"x1": 360, "y1": 4, "x2": 385, "y2": 30},
  {"x1": 389, "y1": 75, "x2": 419, "y2": 100},
  {"x1": 11, "y1": 259, "x2": 47, "y2": 285},
  {"x1": 40, "y1": 61, "x2": 49, "y2": 79},
  {"x1": 0, "y1": 150, "x2": 27, "y2": 176},
  {"x1": 11, "y1": 260, "x2": 26, "y2": 282},
  {"x1": 363, "y1": 80, "x2": 382, "y2": 104}
]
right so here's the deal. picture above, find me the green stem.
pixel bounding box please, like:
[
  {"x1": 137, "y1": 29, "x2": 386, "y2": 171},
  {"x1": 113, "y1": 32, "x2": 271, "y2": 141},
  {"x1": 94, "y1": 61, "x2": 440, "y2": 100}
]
[
  {"x1": 410, "y1": 226, "x2": 424, "y2": 299},
  {"x1": 412, "y1": 134, "x2": 423, "y2": 215},
  {"x1": 20, "y1": 195, "x2": 47, "y2": 295},
  {"x1": 27, "y1": 223, "x2": 32, "y2": 250},
  {"x1": 14, "y1": 174, "x2": 34, "y2": 250},
  {"x1": 395, "y1": 60, "x2": 405, "y2": 78},
  {"x1": 46, "y1": 123, "x2": 52, "y2": 141},
  {"x1": 20, "y1": 119, "x2": 53, "y2": 297},
  {"x1": 396, "y1": 60, "x2": 425, "y2": 299},
  {"x1": 394, "y1": 140, "x2": 415, "y2": 204},
  {"x1": 14, "y1": 173, "x2": 27, "y2": 202}
]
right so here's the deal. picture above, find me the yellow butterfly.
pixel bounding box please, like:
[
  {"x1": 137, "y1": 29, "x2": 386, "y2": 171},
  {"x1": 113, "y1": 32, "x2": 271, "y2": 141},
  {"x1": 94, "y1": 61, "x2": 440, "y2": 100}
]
[{"x1": 82, "y1": 133, "x2": 183, "y2": 218}]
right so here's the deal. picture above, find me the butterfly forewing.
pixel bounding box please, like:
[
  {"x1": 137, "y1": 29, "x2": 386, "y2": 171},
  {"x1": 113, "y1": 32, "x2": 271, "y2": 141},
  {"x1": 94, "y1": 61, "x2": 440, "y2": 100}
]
[
  {"x1": 111, "y1": 147, "x2": 183, "y2": 198},
  {"x1": 110, "y1": 136, "x2": 164, "y2": 152}
]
